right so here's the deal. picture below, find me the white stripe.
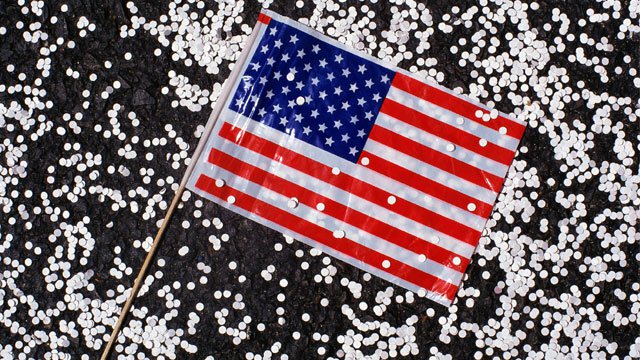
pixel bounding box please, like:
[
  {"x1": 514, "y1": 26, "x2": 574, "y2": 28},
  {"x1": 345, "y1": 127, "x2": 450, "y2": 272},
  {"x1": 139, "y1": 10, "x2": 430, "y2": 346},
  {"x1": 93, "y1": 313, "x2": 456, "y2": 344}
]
[
  {"x1": 199, "y1": 111, "x2": 479, "y2": 255},
  {"x1": 386, "y1": 87, "x2": 521, "y2": 151},
  {"x1": 374, "y1": 113, "x2": 509, "y2": 177},
  {"x1": 220, "y1": 110, "x2": 491, "y2": 229},
  {"x1": 364, "y1": 139, "x2": 498, "y2": 205},
  {"x1": 390, "y1": 72, "x2": 527, "y2": 128},
  {"x1": 199, "y1": 126, "x2": 477, "y2": 258},
  {"x1": 188, "y1": 180, "x2": 452, "y2": 307},
  {"x1": 257, "y1": 9, "x2": 524, "y2": 134},
  {"x1": 260, "y1": 11, "x2": 523, "y2": 131},
  {"x1": 187, "y1": 173, "x2": 455, "y2": 307},
  {"x1": 198, "y1": 165, "x2": 464, "y2": 285}
]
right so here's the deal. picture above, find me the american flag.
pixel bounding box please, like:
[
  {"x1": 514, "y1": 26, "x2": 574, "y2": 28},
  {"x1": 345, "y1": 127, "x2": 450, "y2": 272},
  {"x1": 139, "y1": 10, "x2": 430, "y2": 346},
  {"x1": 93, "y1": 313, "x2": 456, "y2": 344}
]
[{"x1": 187, "y1": 10, "x2": 526, "y2": 306}]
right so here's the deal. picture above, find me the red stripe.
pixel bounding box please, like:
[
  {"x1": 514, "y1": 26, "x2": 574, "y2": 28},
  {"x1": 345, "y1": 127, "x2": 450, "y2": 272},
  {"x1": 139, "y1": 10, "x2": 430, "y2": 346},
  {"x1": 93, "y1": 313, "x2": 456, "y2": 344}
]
[
  {"x1": 368, "y1": 125, "x2": 505, "y2": 192},
  {"x1": 207, "y1": 147, "x2": 469, "y2": 272},
  {"x1": 392, "y1": 73, "x2": 526, "y2": 140},
  {"x1": 218, "y1": 122, "x2": 481, "y2": 245},
  {"x1": 360, "y1": 151, "x2": 493, "y2": 218},
  {"x1": 257, "y1": 12, "x2": 271, "y2": 24},
  {"x1": 195, "y1": 174, "x2": 457, "y2": 300},
  {"x1": 380, "y1": 98, "x2": 515, "y2": 166}
]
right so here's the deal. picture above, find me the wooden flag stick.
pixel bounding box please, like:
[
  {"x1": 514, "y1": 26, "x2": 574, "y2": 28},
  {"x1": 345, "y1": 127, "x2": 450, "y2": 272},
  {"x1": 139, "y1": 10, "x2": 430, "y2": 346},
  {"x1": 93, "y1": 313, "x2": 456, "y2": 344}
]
[
  {"x1": 99, "y1": 16, "x2": 267, "y2": 360},
  {"x1": 100, "y1": 184, "x2": 186, "y2": 360}
]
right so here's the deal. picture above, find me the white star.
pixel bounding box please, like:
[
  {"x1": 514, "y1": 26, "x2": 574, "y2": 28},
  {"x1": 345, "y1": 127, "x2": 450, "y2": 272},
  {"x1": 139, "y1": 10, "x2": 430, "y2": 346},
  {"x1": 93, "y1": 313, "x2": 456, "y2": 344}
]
[
  {"x1": 279, "y1": 116, "x2": 288, "y2": 126},
  {"x1": 357, "y1": 98, "x2": 366, "y2": 106},
  {"x1": 350, "y1": 115, "x2": 358, "y2": 124},
  {"x1": 260, "y1": 45, "x2": 269, "y2": 53},
  {"x1": 349, "y1": 83, "x2": 358, "y2": 92},
  {"x1": 273, "y1": 71, "x2": 282, "y2": 80},
  {"x1": 311, "y1": 44, "x2": 321, "y2": 54},
  {"x1": 311, "y1": 77, "x2": 320, "y2": 86},
  {"x1": 335, "y1": 53, "x2": 343, "y2": 63},
  {"x1": 266, "y1": 90, "x2": 275, "y2": 99},
  {"x1": 250, "y1": 62, "x2": 260, "y2": 71},
  {"x1": 372, "y1": 93, "x2": 381, "y2": 102},
  {"x1": 274, "y1": 39, "x2": 283, "y2": 48},
  {"x1": 266, "y1": 57, "x2": 275, "y2": 66},
  {"x1": 250, "y1": 94, "x2": 259, "y2": 103},
  {"x1": 334, "y1": 87, "x2": 343, "y2": 95},
  {"x1": 294, "y1": 113, "x2": 303, "y2": 122},
  {"x1": 342, "y1": 68, "x2": 351, "y2": 77},
  {"x1": 305, "y1": 95, "x2": 313, "y2": 103},
  {"x1": 295, "y1": 81, "x2": 304, "y2": 90},
  {"x1": 381, "y1": 74, "x2": 390, "y2": 83},
  {"x1": 272, "y1": 103, "x2": 282, "y2": 113},
  {"x1": 282, "y1": 86, "x2": 290, "y2": 95},
  {"x1": 341, "y1": 101, "x2": 350, "y2": 110},
  {"x1": 334, "y1": 120, "x2": 343, "y2": 129},
  {"x1": 318, "y1": 91, "x2": 327, "y2": 100},
  {"x1": 303, "y1": 63, "x2": 312, "y2": 72},
  {"x1": 269, "y1": 27, "x2": 278, "y2": 36},
  {"x1": 364, "y1": 111, "x2": 373, "y2": 120},
  {"x1": 327, "y1": 105, "x2": 336, "y2": 114},
  {"x1": 319, "y1": 123, "x2": 327, "y2": 132},
  {"x1": 297, "y1": 49, "x2": 306, "y2": 58},
  {"x1": 303, "y1": 126, "x2": 312, "y2": 136},
  {"x1": 310, "y1": 109, "x2": 319, "y2": 118},
  {"x1": 258, "y1": 108, "x2": 267, "y2": 117},
  {"x1": 288, "y1": 68, "x2": 298, "y2": 77},
  {"x1": 290, "y1": 34, "x2": 299, "y2": 44},
  {"x1": 281, "y1": 53, "x2": 290, "y2": 62},
  {"x1": 288, "y1": 99, "x2": 296, "y2": 108},
  {"x1": 319, "y1": 59, "x2": 327, "y2": 68},
  {"x1": 341, "y1": 133, "x2": 350, "y2": 142},
  {"x1": 349, "y1": 146, "x2": 358, "y2": 156},
  {"x1": 325, "y1": 137, "x2": 334, "y2": 146},
  {"x1": 358, "y1": 64, "x2": 367, "y2": 74},
  {"x1": 357, "y1": 129, "x2": 367, "y2": 138},
  {"x1": 259, "y1": 76, "x2": 267, "y2": 85},
  {"x1": 365, "y1": 79, "x2": 374, "y2": 88},
  {"x1": 327, "y1": 73, "x2": 335, "y2": 81},
  {"x1": 235, "y1": 98, "x2": 244, "y2": 107}
]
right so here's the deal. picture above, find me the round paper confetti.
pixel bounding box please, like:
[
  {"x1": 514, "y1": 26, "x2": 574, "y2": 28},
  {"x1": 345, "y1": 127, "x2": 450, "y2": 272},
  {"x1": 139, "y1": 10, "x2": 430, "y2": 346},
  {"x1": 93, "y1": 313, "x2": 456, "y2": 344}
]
[{"x1": 1, "y1": 2, "x2": 638, "y2": 360}]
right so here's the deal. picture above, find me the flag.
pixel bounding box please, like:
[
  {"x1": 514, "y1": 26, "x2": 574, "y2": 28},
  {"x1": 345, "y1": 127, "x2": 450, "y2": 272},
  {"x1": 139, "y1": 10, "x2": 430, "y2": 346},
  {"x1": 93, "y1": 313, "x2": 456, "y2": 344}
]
[{"x1": 187, "y1": 10, "x2": 526, "y2": 306}]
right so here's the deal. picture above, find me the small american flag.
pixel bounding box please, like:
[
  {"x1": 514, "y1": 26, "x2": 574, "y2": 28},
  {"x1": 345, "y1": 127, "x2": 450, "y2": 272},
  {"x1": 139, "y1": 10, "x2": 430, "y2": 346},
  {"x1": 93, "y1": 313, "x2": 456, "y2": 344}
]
[{"x1": 187, "y1": 10, "x2": 526, "y2": 306}]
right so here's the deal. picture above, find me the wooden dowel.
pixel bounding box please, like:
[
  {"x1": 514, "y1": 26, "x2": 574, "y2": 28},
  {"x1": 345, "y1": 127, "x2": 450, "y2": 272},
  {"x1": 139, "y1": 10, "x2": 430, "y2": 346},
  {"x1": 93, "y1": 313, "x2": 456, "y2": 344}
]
[
  {"x1": 99, "y1": 184, "x2": 185, "y2": 360},
  {"x1": 99, "y1": 14, "x2": 266, "y2": 359}
]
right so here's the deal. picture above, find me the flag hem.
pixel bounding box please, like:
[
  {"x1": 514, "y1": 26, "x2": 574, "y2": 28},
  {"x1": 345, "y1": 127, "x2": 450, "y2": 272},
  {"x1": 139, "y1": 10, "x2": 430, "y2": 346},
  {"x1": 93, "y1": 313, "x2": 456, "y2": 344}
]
[{"x1": 179, "y1": 14, "x2": 271, "y2": 188}]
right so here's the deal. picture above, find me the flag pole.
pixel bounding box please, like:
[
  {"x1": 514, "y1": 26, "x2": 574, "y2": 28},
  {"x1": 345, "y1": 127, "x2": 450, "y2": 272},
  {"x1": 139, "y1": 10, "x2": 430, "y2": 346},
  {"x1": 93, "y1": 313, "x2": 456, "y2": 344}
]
[
  {"x1": 99, "y1": 14, "x2": 266, "y2": 359},
  {"x1": 99, "y1": 184, "x2": 185, "y2": 360}
]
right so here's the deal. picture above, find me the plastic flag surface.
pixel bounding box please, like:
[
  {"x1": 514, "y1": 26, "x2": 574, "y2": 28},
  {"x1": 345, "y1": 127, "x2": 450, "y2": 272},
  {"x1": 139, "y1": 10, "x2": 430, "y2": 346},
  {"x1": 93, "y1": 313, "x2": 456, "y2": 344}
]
[{"x1": 187, "y1": 10, "x2": 526, "y2": 306}]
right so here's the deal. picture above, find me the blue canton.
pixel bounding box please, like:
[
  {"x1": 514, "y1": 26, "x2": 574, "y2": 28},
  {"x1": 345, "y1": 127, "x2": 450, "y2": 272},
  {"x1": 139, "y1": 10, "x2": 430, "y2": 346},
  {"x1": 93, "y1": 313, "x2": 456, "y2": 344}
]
[{"x1": 228, "y1": 19, "x2": 395, "y2": 162}]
